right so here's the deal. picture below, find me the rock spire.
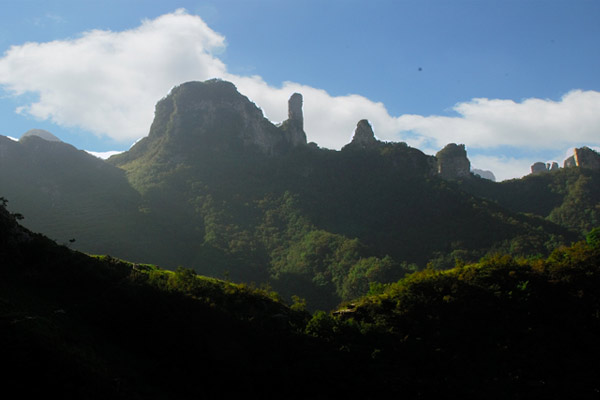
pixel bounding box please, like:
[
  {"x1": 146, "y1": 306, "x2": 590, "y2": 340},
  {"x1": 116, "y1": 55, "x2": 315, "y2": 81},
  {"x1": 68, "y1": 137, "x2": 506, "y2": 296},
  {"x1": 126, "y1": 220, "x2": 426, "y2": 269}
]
[
  {"x1": 351, "y1": 120, "x2": 378, "y2": 147},
  {"x1": 279, "y1": 93, "x2": 307, "y2": 147}
]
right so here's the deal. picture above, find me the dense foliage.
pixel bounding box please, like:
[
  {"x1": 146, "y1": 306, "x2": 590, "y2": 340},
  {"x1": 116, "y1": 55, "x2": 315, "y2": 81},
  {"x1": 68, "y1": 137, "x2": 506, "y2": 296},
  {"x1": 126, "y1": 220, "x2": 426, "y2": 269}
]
[
  {"x1": 2, "y1": 201, "x2": 600, "y2": 398},
  {"x1": 460, "y1": 167, "x2": 600, "y2": 235},
  {"x1": 303, "y1": 230, "x2": 600, "y2": 398}
]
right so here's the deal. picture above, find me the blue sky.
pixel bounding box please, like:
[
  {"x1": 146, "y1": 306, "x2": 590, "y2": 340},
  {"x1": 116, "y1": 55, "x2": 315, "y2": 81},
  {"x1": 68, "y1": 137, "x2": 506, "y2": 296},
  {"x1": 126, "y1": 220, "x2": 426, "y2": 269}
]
[{"x1": 1, "y1": 0, "x2": 599, "y2": 180}]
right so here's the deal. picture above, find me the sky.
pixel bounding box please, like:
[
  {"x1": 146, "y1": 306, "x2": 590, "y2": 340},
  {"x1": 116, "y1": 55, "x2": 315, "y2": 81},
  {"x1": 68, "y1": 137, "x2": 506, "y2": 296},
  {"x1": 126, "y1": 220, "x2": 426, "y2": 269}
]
[{"x1": 0, "y1": 0, "x2": 599, "y2": 181}]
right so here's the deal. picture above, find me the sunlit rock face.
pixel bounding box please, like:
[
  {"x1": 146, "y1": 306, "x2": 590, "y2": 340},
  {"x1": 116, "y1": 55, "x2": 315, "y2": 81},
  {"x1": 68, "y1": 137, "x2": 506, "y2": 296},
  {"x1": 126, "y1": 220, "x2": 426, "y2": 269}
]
[
  {"x1": 436, "y1": 143, "x2": 471, "y2": 180},
  {"x1": 564, "y1": 146, "x2": 600, "y2": 170},
  {"x1": 135, "y1": 79, "x2": 307, "y2": 158}
]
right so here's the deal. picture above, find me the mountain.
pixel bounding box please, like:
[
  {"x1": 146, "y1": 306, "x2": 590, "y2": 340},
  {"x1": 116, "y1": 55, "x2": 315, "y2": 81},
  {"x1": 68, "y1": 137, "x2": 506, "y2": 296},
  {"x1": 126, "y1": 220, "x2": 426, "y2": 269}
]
[
  {"x1": 458, "y1": 154, "x2": 600, "y2": 235},
  {"x1": 20, "y1": 128, "x2": 62, "y2": 142},
  {"x1": 0, "y1": 79, "x2": 587, "y2": 310},
  {"x1": 0, "y1": 134, "x2": 147, "y2": 258},
  {"x1": 2, "y1": 198, "x2": 600, "y2": 399}
]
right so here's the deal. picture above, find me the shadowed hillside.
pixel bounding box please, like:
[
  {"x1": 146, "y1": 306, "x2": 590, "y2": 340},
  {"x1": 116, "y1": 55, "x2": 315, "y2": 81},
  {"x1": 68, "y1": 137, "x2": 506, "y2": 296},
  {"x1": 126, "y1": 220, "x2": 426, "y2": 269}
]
[{"x1": 2, "y1": 200, "x2": 599, "y2": 398}]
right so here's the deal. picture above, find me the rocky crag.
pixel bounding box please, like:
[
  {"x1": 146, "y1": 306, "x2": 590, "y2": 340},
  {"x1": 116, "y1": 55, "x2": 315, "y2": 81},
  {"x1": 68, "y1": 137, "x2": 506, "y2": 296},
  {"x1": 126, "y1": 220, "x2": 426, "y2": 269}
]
[
  {"x1": 564, "y1": 146, "x2": 600, "y2": 170},
  {"x1": 435, "y1": 143, "x2": 471, "y2": 180},
  {"x1": 529, "y1": 146, "x2": 600, "y2": 175},
  {"x1": 278, "y1": 92, "x2": 307, "y2": 147}
]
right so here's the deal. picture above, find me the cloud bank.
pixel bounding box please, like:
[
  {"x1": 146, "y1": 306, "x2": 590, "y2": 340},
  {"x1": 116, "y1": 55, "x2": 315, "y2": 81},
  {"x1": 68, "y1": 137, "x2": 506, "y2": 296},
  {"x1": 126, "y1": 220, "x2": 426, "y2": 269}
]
[{"x1": 1, "y1": 9, "x2": 599, "y2": 180}]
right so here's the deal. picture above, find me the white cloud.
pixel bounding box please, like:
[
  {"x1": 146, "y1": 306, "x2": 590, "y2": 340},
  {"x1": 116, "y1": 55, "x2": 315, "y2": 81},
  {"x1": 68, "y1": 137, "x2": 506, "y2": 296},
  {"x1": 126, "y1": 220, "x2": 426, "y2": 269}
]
[
  {"x1": 0, "y1": 9, "x2": 599, "y2": 181},
  {"x1": 0, "y1": 9, "x2": 226, "y2": 142},
  {"x1": 395, "y1": 91, "x2": 600, "y2": 150},
  {"x1": 85, "y1": 150, "x2": 123, "y2": 159}
]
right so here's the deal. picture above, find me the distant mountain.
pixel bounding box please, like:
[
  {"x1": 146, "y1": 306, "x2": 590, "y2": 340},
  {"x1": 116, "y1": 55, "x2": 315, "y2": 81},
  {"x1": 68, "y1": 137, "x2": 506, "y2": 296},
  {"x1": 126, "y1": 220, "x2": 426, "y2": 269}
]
[
  {"x1": 0, "y1": 134, "x2": 147, "y2": 259},
  {"x1": 0, "y1": 79, "x2": 589, "y2": 309},
  {"x1": 20, "y1": 128, "x2": 62, "y2": 142},
  {"x1": 459, "y1": 160, "x2": 600, "y2": 235},
  {"x1": 472, "y1": 168, "x2": 496, "y2": 181}
]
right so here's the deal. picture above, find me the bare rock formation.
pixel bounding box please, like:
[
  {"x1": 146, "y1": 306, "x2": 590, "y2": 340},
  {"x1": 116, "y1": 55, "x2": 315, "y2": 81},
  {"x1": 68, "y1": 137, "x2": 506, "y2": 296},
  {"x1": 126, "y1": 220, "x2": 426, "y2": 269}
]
[
  {"x1": 436, "y1": 143, "x2": 471, "y2": 180},
  {"x1": 288, "y1": 93, "x2": 303, "y2": 126},
  {"x1": 531, "y1": 162, "x2": 548, "y2": 174},
  {"x1": 564, "y1": 147, "x2": 600, "y2": 170},
  {"x1": 279, "y1": 93, "x2": 307, "y2": 147},
  {"x1": 350, "y1": 120, "x2": 379, "y2": 147}
]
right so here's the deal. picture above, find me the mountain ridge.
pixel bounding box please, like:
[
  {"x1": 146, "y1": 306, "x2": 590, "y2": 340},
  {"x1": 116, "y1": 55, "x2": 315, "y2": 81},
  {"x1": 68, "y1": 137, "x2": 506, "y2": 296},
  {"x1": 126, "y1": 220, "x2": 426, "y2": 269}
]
[{"x1": 1, "y1": 78, "x2": 594, "y2": 309}]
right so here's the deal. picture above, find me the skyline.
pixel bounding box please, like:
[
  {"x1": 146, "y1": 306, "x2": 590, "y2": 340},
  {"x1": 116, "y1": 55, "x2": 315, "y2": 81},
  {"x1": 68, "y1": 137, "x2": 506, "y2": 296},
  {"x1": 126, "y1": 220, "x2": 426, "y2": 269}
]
[{"x1": 1, "y1": 1, "x2": 599, "y2": 181}]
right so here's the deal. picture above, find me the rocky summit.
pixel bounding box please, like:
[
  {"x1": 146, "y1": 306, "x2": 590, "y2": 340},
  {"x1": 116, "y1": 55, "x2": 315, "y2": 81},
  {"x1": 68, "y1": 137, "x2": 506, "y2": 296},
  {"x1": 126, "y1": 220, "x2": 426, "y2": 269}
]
[
  {"x1": 436, "y1": 143, "x2": 471, "y2": 180},
  {"x1": 20, "y1": 129, "x2": 62, "y2": 142},
  {"x1": 115, "y1": 79, "x2": 307, "y2": 168},
  {"x1": 278, "y1": 92, "x2": 307, "y2": 147},
  {"x1": 564, "y1": 146, "x2": 600, "y2": 170},
  {"x1": 344, "y1": 119, "x2": 379, "y2": 149}
]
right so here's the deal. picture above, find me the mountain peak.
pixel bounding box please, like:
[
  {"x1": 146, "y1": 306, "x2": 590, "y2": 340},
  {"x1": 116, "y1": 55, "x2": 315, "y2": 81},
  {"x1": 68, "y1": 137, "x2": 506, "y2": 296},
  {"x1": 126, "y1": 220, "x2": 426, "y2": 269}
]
[
  {"x1": 20, "y1": 129, "x2": 62, "y2": 142},
  {"x1": 352, "y1": 119, "x2": 378, "y2": 147},
  {"x1": 436, "y1": 143, "x2": 471, "y2": 180},
  {"x1": 279, "y1": 92, "x2": 307, "y2": 147},
  {"x1": 130, "y1": 79, "x2": 306, "y2": 159}
]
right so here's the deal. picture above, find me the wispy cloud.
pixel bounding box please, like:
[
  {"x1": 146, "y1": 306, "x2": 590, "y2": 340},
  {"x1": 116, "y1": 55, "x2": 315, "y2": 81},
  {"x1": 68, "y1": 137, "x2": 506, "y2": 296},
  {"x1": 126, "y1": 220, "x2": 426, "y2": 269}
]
[{"x1": 1, "y1": 9, "x2": 599, "y2": 180}]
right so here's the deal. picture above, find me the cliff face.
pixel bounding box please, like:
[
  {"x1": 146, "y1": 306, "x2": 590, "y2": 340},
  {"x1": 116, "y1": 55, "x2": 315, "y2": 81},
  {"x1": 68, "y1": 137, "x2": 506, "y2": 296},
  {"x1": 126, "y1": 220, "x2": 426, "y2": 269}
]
[
  {"x1": 564, "y1": 147, "x2": 600, "y2": 170},
  {"x1": 116, "y1": 80, "x2": 306, "y2": 167},
  {"x1": 278, "y1": 92, "x2": 307, "y2": 147},
  {"x1": 348, "y1": 119, "x2": 379, "y2": 148},
  {"x1": 436, "y1": 143, "x2": 471, "y2": 180}
]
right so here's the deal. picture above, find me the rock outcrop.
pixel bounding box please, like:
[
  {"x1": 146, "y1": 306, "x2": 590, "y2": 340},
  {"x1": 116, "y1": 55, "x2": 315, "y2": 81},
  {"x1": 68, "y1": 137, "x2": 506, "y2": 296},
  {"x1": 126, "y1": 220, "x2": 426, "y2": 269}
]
[
  {"x1": 531, "y1": 162, "x2": 549, "y2": 174},
  {"x1": 530, "y1": 161, "x2": 559, "y2": 175},
  {"x1": 343, "y1": 119, "x2": 379, "y2": 150},
  {"x1": 279, "y1": 93, "x2": 307, "y2": 147},
  {"x1": 436, "y1": 143, "x2": 471, "y2": 180},
  {"x1": 564, "y1": 147, "x2": 600, "y2": 170},
  {"x1": 119, "y1": 79, "x2": 307, "y2": 163},
  {"x1": 288, "y1": 93, "x2": 303, "y2": 125}
]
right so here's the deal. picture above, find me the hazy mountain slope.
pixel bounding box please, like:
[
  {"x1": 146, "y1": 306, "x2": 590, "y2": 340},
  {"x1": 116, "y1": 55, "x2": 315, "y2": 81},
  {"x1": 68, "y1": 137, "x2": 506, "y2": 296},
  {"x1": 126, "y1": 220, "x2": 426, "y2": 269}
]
[
  {"x1": 0, "y1": 135, "x2": 152, "y2": 259},
  {"x1": 459, "y1": 167, "x2": 600, "y2": 235}
]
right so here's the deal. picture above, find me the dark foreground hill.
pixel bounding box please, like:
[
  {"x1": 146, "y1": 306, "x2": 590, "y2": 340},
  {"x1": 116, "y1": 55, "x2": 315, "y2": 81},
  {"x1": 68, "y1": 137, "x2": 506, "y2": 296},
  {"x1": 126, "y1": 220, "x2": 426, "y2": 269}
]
[{"x1": 2, "y1": 200, "x2": 600, "y2": 399}]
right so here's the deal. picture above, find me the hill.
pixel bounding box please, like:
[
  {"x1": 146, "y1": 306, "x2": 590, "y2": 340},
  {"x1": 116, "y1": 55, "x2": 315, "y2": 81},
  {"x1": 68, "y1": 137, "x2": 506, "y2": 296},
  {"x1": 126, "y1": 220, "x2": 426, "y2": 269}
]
[
  {"x1": 458, "y1": 162, "x2": 600, "y2": 235},
  {"x1": 2, "y1": 199, "x2": 600, "y2": 398},
  {"x1": 0, "y1": 134, "x2": 152, "y2": 260}
]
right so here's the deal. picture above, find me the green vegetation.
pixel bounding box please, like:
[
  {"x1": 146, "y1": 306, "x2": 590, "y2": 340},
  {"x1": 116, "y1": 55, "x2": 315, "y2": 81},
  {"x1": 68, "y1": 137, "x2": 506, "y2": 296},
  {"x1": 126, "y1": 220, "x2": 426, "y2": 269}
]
[
  {"x1": 460, "y1": 166, "x2": 600, "y2": 235},
  {"x1": 0, "y1": 80, "x2": 593, "y2": 312},
  {"x1": 302, "y1": 235, "x2": 600, "y2": 399},
  {"x1": 2, "y1": 199, "x2": 600, "y2": 398}
]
